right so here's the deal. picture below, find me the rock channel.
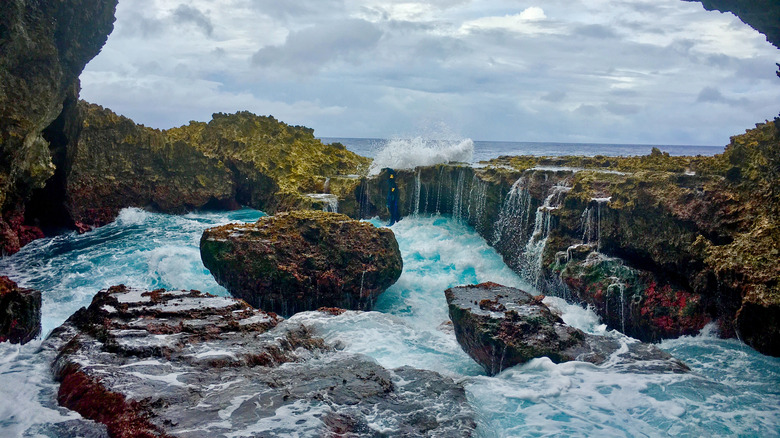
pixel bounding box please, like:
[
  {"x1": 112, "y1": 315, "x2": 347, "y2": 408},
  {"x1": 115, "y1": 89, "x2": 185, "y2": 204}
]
[{"x1": 46, "y1": 285, "x2": 476, "y2": 437}]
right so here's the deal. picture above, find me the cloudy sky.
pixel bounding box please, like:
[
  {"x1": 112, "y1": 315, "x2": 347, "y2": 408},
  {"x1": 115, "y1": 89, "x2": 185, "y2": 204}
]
[{"x1": 80, "y1": 0, "x2": 780, "y2": 145}]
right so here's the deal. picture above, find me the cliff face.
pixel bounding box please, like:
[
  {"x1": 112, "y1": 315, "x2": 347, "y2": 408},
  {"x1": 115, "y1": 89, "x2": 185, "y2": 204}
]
[
  {"x1": 64, "y1": 102, "x2": 236, "y2": 228},
  {"x1": 360, "y1": 122, "x2": 779, "y2": 356},
  {"x1": 0, "y1": 0, "x2": 118, "y2": 253},
  {"x1": 58, "y1": 107, "x2": 370, "y2": 229}
]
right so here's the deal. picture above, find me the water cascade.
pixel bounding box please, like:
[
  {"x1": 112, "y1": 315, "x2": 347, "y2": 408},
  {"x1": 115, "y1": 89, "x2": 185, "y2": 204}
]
[
  {"x1": 413, "y1": 169, "x2": 422, "y2": 216},
  {"x1": 580, "y1": 197, "x2": 611, "y2": 251},
  {"x1": 306, "y1": 194, "x2": 339, "y2": 213},
  {"x1": 520, "y1": 184, "x2": 571, "y2": 289},
  {"x1": 452, "y1": 169, "x2": 467, "y2": 222},
  {"x1": 492, "y1": 177, "x2": 533, "y2": 247},
  {"x1": 466, "y1": 174, "x2": 488, "y2": 227},
  {"x1": 607, "y1": 278, "x2": 627, "y2": 333}
]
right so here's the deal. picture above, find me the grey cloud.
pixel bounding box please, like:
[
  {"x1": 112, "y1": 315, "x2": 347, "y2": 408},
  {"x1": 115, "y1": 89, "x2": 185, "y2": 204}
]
[
  {"x1": 244, "y1": 0, "x2": 345, "y2": 19},
  {"x1": 605, "y1": 101, "x2": 641, "y2": 115},
  {"x1": 116, "y1": 10, "x2": 165, "y2": 37},
  {"x1": 252, "y1": 19, "x2": 383, "y2": 74},
  {"x1": 574, "y1": 24, "x2": 618, "y2": 39},
  {"x1": 173, "y1": 5, "x2": 214, "y2": 36},
  {"x1": 696, "y1": 86, "x2": 750, "y2": 106},
  {"x1": 541, "y1": 90, "x2": 566, "y2": 102}
]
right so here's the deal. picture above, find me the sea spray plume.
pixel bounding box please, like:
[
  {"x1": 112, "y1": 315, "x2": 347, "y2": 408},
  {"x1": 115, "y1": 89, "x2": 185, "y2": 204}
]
[{"x1": 368, "y1": 137, "x2": 475, "y2": 175}]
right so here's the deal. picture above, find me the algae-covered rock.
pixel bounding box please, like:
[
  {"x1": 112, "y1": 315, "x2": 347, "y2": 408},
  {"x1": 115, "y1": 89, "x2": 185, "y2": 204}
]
[
  {"x1": 167, "y1": 111, "x2": 371, "y2": 212},
  {"x1": 46, "y1": 285, "x2": 476, "y2": 437},
  {"x1": 557, "y1": 252, "x2": 709, "y2": 342},
  {"x1": 445, "y1": 282, "x2": 688, "y2": 375},
  {"x1": 65, "y1": 102, "x2": 236, "y2": 228},
  {"x1": 0, "y1": 276, "x2": 41, "y2": 344},
  {"x1": 0, "y1": 0, "x2": 117, "y2": 252},
  {"x1": 60, "y1": 107, "x2": 371, "y2": 228},
  {"x1": 200, "y1": 210, "x2": 403, "y2": 315}
]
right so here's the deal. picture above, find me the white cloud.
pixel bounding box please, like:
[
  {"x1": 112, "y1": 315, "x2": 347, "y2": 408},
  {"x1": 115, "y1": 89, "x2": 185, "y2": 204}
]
[{"x1": 79, "y1": 0, "x2": 780, "y2": 145}]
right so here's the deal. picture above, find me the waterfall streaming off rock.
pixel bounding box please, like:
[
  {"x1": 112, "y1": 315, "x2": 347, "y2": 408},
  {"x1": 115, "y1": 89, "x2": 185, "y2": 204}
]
[
  {"x1": 452, "y1": 169, "x2": 467, "y2": 222},
  {"x1": 492, "y1": 177, "x2": 532, "y2": 247},
  {"x1": 519, "y1": 184, "x2": 571, "y2": 289}
]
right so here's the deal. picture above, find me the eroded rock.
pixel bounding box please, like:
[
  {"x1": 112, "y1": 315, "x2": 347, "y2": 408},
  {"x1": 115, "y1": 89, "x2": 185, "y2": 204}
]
[
  {"x1": 445, "y1": 282, "x2": 689, "y2": 376},
  {"x1": 47, "y1": 286, "x2": 475, "y2": 437},
  {"x1": 0, "y1": 276, "x2": 41, "y2": 344},
  {"x1": 200, "y1": 210, "x2": 403, "y2": 315}
]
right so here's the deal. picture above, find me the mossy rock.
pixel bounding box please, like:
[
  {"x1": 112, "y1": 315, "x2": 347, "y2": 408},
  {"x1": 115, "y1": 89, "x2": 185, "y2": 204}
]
[{"x1": 200, "y1": 210, "x2": 402, "y2": 315}]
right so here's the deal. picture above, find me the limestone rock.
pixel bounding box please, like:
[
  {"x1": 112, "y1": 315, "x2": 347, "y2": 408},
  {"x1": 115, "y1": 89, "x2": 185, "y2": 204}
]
[
  {"x1": 0, "y1": 0, "x2": 117, "y2": 253},
  {"x1": 65, "y1": 102, "x2": 236, "y2": 228},
  {"x1": 46, "y1": 286, "x2": 476, "y2": 437},
  {"x1": 201, "y1": 210, "x2": 403, "y2": 315},
  {"x1": 0, "y1": 276, "x2": 41, "y2": 344},
  {"x1": 445, "y1": 282, "x2": 689, "y2": 376}
]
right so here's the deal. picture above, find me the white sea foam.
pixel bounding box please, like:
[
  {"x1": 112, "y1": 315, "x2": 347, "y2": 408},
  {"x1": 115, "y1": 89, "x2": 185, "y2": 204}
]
[
  {"x1": 368, "y1": 137, "x2": 474, "y2": 175},
  {"x1": 1, "y1": 210, "x2": 779, "y2": 437}
]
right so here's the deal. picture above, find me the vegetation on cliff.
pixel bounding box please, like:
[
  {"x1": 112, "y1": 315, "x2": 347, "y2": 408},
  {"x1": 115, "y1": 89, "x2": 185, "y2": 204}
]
[{"x1": 59, "y1": 104, "x2": 371, "y2": 228}]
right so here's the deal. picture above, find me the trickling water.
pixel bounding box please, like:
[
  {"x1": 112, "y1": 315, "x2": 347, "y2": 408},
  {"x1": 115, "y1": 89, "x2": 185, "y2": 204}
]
[
  {"x1": 519, "y1": 185, "x2": 570, "y2": 289},
  {"x1": 413, "y1": 169, "x2": 422, "y2": 216},
  {"x1": 452, "y1": 169, "x2": 466, "y2": 222},
  {"x1": 492, "y1": 177, "x2": 532, "y2": 246},
  {"x1": 608, "y1": 278, "x2": 627, "y2": 333},
  {"x1": 467, "y1": 174, "x2": 488, "y2": 226},
  {"x1": 306, "y1": 193, "x2": 339, "y2": 213}
]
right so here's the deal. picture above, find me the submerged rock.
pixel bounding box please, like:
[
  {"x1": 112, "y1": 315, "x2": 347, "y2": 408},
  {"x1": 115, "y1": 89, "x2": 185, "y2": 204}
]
[
  {"x1": 0, "y1": 276, "x2": 41, "y2": 344},
  {"x1": 200, "y1": 210, "x2": 403, "y2": 315},
  {"x1": 445, "y1": 282, "x2": 689, "y2": 376},
  {"x1": 46, "y1": 286, "x2": 475, "y2": 437}
]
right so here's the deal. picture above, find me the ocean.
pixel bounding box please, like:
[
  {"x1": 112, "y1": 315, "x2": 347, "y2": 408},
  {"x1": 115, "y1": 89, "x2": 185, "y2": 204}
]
[
  {"x1": 1, "y1": 139, "x2": 778, "y2": 437},
  {"x1": 320, "y1": 137, "x2": 726, "y2": 162}
]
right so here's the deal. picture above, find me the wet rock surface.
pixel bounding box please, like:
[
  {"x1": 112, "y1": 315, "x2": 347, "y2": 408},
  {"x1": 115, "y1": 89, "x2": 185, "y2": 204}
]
[
  {"x1": 200, "y1": 210, "x2": 403, "y2": 315},
  {"x1": 445, "y1": 282, "x2": 689, "y2": 376},
  {"x1": 0, "y1": 276, "x2": 41, "y2": 344},
  {"x1": 47, "y1": 286, "x2": 474, "y2": 437}
]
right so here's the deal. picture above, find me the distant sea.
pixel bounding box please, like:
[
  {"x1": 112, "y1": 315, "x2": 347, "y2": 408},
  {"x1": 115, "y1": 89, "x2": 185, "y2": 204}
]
[{"x1": 320, "y1": 137, "x2": 725, "y2": 163}]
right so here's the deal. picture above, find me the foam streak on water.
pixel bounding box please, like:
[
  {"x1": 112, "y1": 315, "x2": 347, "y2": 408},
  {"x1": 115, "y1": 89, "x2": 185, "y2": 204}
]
[{"x1": 1, "y1": 210, "x2": 779, "y2": 437}]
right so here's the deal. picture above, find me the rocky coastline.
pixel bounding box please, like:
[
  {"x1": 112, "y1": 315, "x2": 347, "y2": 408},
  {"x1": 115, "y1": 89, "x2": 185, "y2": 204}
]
[{"x1": 1, "y1": 0, "x2": 779, "y2": 435}]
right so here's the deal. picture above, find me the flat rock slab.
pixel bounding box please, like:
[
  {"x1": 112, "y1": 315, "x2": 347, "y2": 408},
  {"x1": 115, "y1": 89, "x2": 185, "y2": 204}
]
[
  {"x1": 445, "y1": 282, "x2": 689, "y2": 376},
  {"x1": 0, "y1": 276, "x2": 41, "y2": 344},
  {"x1": 46, "y1": 286, "x2": 475, "y2": 437},
  {"x1": 200, "y1": 210, "x2": 403, "y2": 315}
]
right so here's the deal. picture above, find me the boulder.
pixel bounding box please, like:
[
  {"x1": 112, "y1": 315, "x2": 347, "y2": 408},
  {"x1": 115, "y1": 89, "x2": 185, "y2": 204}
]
[
  {"x1": 46, "y1": 285, "x2": 476, "y2": 437},
  {"x1": 445, "y1": 282, "x2": 689, "y2": 376},
  {"x1": 200, "y1": 210, "x2": 403, "y2": 315},
  {"x1": 0, "y1": 276, "x2": 41, "y2": 344}
]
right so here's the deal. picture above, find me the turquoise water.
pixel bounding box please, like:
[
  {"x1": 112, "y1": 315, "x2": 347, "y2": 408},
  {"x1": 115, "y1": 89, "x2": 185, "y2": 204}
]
[{"x1": 1, "y1": 209, "x2": 779, "y2": 436}]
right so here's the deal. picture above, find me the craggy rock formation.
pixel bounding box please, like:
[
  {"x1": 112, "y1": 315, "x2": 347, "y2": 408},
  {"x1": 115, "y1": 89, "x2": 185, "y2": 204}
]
[
  {"x1": 445, "y1": 282, "x2": 689, "y2": 376},
  {"x1": 52, "y1": 106, "x2": 370, "y2": 230},
  {"x1": 0, "y1": 0, "x2": 117, "y2": 253},
  {"x1": 0, "y1": 276, "x2": 41, "y2": 344},
  {"x1": 201, "y1": 210, "x2": 403, "y2": 315},
  {"x1": 166, "y1": 111, "x2": 370, "y2": 213},
  {"x1": 46, "y1": 285, "x2": 476, "y2": 437},
  {"x1": 364, "y1": 121, "x2": 779, "y2": 356},
  {"x1": 64, "y1": 102, "x2": 235, "y2": 229},
  {"x1": 684, "y1": 0, "x2": 780, "y2": 49}
]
